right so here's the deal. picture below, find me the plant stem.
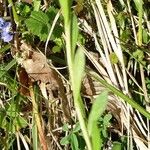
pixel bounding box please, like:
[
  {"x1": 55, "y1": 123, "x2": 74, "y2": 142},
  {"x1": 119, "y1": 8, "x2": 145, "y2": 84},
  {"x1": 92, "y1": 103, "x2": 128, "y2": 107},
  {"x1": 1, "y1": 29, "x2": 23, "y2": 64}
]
[
  {"x1": 65, "y1": 20, "x2": 92, "y2": 150},
  {"x1": 7, "y1": 0, "x2": 19, "y2": 25},
  {"x1": 29, "y1": 83, "x2": 48, "y2": 150}
]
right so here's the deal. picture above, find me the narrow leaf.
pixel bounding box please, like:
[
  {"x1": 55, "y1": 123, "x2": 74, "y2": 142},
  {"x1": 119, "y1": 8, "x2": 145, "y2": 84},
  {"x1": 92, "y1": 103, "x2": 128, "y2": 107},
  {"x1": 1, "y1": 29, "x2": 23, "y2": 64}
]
[
  {"x1": 0, "y1": 59, "x2": 17, "y2": 78},
  {"x1": 59, "y1": 0, "x2": 72, "y2": 24},
  {"x1": 90, "y1": 72, "x2": 150, "y2": 119},
  {"x1": 133, "y1": 0, "x2": 143, "y2": 12},
  {"x1": 88, "y1": 91, "x2": 108, "y2": 149},
  {"x1": 71, "y1": 14, "x2": 79, "y2": 55},
  {"x1": 32, "y1": 118, "x2": 38, "y2": 150},
  {"x1": 73, "y1": 47, "x2": 85, "y2": 100},
  {"x1": 70, "y1": 133, "x2": 79, "y2": 150}
]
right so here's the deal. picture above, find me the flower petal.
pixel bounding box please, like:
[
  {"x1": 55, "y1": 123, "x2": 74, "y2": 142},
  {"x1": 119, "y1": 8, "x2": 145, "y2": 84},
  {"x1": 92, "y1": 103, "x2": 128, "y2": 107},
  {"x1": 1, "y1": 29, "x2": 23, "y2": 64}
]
[
  {"x1": 0, "y1": 17, "x2": 5, "y2": 29},
  {"x1": 2, "y1": 22, "x2": 12, "y2": 32},
  {"x1": 1, "y1": 31, "x2": 13, "y2": 42}
]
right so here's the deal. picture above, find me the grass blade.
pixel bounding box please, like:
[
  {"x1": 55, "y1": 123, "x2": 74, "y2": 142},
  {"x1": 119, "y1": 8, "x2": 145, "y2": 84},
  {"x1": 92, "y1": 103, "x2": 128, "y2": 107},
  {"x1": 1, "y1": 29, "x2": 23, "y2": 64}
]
[
  {"x1": 88, "y1": 91, "x2": 108, "y2": 149},
  {"x1": 73, "y1": 47, "x2": 85, "y2": 100},
  {"x1": 90, "y1": 71, "x2": 150, "y2": 120}
]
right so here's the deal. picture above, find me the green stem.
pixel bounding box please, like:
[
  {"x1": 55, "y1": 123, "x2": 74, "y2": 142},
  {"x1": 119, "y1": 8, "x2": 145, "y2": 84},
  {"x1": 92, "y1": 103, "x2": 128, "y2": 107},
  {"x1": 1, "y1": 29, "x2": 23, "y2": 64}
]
[
  {"x1": 138, "y1": 9, "x2": 143, "y2": 46},
  {"x1": 89, "y1": 71, "x2": 150, "y2": 120},
  {"x1": 65, "y1": 22, "x2": 92, "y2": 150},
  {"x1": 7, "y1": 0, "x2": 19, "y2": 25}
]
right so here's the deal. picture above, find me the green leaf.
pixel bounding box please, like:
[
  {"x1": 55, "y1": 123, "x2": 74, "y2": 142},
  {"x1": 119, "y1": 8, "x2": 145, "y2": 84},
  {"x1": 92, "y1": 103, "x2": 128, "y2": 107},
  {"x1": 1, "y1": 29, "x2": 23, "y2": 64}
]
[
  {"x1": 102, "y1": 127, "x2": 108, "y2": 138},
  {"x1": 46, "y1": 6, "x2": 58, "y2": 20},
  {"x1": 16, "y1": 2, "x2": 31, "y2": 17},
  {"x1": 112, "y1": 142, "x2": 122, "y2": 150},
  {"x1": 3, "y1": 59, "x2": 17, "y2": 71},
  {"x1": 73, "y1": 47, "x2": 85, "y2": 100},
  {"x1": 143, "y1": 29, "x2": 149, "y2": 44},
  {"x1": 32, "y1": 117, "x2": 38, "y2": 150},
  {"x1": 0, "y1": 44, "x2": 11, "y2": 53},
  {"x1": 52, "y1": 45, "x2": 61, "y2": 53},
  {"x1": 46, "y1": 7, "x2": 63, "y2": 39},
  {"x1": 78, "y1": 135, "x2": 86, "y2": 150},
  {"x1": 0, "y1": 108, "x2": 6, "y2": 127},
  {"x1": 103, "y1": 114, "x2": 112, "y2": 127},
  {"x1": 25, "y1": 8, "x2": 62, "y2": 41},
  {"x1": 88, "y1": 91, "x2": 108, "y2": 150},
  {"x1": 33, "y1": 0, "x2": 41, "y2": 11},
  {"x1": 30, "y1": 11, "x2": 49, "y2": 25},
  {"x1": 6, "y1": 119, "x2": 16, "y2": 133},
  {"x1": 73, "y1": 122, "x2": 81, "y2": 133},
  {"x1": 133, "y1": 0, "x2": 143, "y2": 45},
  {"x1": 7, "y1": 102, "x2": 19, "y2": 117},
  {"x1": 54, "y1": 38, "x2": 63, "y2": 47},
  {"x1": 51, "y1": 26, "x2": 63, "y2": 39},
  {"x1": 133, "y1": 0, "x2": 143, "y2": 12},
  {"x1": 15, "y1": 116, "x2": 28, "y2": 129},
  {"x1": 70, "y1": 133, "x2": 79, "y2": 150},
  {"x1": 0, "y1": 59, "x2": 17, "y2": 79},
  {"x1": 132, "y1": 49, "x2": 144, "y2": 61},
  {"x1": 121, "y1": 28, "x2": 131, "y2": 42},
  {"x1": 59, "y1": 0, "x2": 72, "y2": 24},
  {"x1": 90, "y1": 72, "x2": 150, "y2": 120},
  {"x1": 62, "y1": 123, "x2": 69, "y2": 132},
  {"x1": 71, "y1": 14, "x2": 79, "y2": 55},
  {"x1": 60, "y1": 135, "x2": 70, "y2": 145},
  {"x1": 93, "y1": 123, "x2": 103, "y2": 150},
  {"x1": 25, "y1": 11, "x2": 50, "y2": 41},
  {"x1": 109, "y1": 52, "x2": 119, "y2": 64}
]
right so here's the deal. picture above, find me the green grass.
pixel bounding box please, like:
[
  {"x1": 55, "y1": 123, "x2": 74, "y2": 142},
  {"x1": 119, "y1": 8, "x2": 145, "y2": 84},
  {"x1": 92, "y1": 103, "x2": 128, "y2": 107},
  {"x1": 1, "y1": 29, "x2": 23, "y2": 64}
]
[{"x1": 0, "y1": 0, "x2": 150, "y2": 150}]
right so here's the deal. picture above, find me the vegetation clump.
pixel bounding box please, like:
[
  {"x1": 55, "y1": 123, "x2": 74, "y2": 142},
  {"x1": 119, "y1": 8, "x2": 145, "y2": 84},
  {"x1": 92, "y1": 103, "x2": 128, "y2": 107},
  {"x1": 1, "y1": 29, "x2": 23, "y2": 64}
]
[{"x1": 0, "y1": 0, "x2": 150, "y2": 149}]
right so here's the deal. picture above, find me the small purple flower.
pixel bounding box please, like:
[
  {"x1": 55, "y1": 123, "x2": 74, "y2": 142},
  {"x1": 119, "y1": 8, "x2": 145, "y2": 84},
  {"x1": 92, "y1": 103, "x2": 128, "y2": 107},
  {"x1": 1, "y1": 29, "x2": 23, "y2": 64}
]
[
  {"x1": 2, "y1": 22, "x2": 11, "y2": 32},
  {"x1": 0, "y1": 17, "x2": 13, "y2": 42},
  {"x1": 0, "y1": 18, "x2": 5, "y2": 29},
  {"x1": 1, "y1": 31, "x2": 13, "y2": 42}
]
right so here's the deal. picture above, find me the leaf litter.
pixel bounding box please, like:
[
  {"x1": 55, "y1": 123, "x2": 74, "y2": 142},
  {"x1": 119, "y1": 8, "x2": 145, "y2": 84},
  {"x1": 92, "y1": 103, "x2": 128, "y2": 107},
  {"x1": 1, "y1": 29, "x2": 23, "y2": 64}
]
[{"x1": 16, "y1": 42, "x2": 72, "y2": 123}]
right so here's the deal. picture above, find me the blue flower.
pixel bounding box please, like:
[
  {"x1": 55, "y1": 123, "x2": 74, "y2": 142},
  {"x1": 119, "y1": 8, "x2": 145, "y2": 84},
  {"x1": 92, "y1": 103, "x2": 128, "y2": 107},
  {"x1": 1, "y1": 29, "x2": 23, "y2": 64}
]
[
  {"x1": 1, "y1": 30, "x2": 13, "y2": 42},
  {"x1": 0, "y1": 17, "x2": 13, "y2": 42},
  {"x1": 0, "y1": 18, "x2": 5, "y2": 29}
]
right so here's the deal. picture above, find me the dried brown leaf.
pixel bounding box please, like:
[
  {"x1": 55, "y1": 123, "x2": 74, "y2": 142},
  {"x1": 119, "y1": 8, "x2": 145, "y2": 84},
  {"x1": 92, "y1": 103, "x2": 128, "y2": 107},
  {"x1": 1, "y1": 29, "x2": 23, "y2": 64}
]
[
  {"x1": 18, "y1": 67, "x2": 30, "y2": 96},
  {"x1": 19, "y1": 43, "x2": 72, "y2": 123}
]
